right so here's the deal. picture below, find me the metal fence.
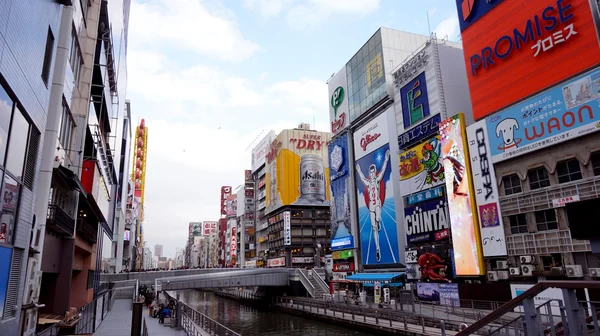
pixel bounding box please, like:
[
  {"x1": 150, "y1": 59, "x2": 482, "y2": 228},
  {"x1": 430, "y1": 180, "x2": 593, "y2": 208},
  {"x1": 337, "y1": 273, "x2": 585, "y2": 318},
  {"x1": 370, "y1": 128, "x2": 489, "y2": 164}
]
[{"x1": 181, "y1": 304, "x2": 241, "y2": 336}]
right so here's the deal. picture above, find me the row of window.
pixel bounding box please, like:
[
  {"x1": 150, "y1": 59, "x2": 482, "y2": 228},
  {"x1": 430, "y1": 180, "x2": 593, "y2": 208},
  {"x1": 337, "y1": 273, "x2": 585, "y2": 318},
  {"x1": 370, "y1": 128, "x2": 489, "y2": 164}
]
[
  {"x1": 508, "y1": 209, "x2": 558, "y2": 235},
  {"x1": 502, "y1": 155, "x2": 600, "y2": 196}
]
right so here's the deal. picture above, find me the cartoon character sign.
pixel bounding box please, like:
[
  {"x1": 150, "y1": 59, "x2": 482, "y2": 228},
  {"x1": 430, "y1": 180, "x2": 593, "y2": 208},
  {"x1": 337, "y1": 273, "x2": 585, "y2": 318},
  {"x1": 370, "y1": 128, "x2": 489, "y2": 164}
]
[
  {"x1": 418, "y1": 252, "x2": 450, "y2": 282},
  {"x1": 399, "y1": 135, "x2": 445, "y2": 195},
  {"x1": 421, "y1": 137, "x2": 444, "y2": 185}
]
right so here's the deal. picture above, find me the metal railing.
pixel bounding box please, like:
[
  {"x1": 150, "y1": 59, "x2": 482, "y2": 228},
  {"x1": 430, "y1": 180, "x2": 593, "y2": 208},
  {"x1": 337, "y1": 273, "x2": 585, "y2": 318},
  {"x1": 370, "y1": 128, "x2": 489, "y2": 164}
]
[
  {"x1": 36, "y1": 323, "x2": 60, "y2": 336},
  {"x1": 46, "y1": 204, "x2": 75, "y2": 236},
  {"x1": 181, "y1": 303, "x2": 241, "y2": 336},
  {"x1": 77, "y1": 217, "x2": 98, "y2": 243},
  {"x1": 296, "y1": 269, "x2": 316, "y2": 298}
]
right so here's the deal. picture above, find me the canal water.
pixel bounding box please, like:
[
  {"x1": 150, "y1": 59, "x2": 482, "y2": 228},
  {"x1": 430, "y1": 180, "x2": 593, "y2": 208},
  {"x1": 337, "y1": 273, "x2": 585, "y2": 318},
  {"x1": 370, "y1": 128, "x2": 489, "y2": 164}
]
[{"x1": 179, "y1": 290, "x2": 376, "y2": 336}]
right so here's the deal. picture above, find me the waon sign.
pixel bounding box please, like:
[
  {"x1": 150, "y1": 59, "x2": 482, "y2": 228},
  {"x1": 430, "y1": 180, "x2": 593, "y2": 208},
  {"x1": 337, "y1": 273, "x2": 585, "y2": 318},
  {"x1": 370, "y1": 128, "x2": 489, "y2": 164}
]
[
  {"x1": 457, "y1": 0, "x2": 600, "y2": 120},
  {"x1": 332, "y1": 262, "x2": 355, "y2": 272}
]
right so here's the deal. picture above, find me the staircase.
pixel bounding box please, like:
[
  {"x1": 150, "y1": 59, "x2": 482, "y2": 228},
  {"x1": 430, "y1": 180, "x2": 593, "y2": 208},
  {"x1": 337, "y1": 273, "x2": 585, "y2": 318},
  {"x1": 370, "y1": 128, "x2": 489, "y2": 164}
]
[{"x1": 297, "y1": 269, "x2": 329, "y2": 299}]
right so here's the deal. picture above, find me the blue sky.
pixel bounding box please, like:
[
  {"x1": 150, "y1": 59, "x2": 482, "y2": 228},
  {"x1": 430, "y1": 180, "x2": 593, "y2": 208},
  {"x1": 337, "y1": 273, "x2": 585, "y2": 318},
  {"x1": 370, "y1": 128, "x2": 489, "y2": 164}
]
[{"x1": 126, "y1": 0, "x2": 461, "y2": 257}]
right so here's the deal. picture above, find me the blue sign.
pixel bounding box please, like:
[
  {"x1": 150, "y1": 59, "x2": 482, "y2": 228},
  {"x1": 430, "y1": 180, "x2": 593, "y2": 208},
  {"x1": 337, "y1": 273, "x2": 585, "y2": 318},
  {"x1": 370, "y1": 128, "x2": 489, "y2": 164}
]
[
  {"x1": 355, "y1": 143, "x2": 399, "y2": 266},
  {"x1": 328, "y1": 133, "x2": 354, "y2": 249},
  {"x1": 486, "y1": 67, "x2": 600, "y2": 163},
  {"x1": 456, "y1": 0, "x2": 503, "y2": 32},
  {"x1": 405, "y1": 198, "x2": 450, "y2": 244},
  {"x1": 407, "y1": 185, "x2": 444, "y2": 205},
  {"x1": 331, "y1": 236, "x2": 354, "y2": 251},
  {"x1": 398, "y1": 114, "x2": 441, "y2": 150},
  {"x1": 401, "y1": 72, "x2": 430, "y2": 129},
  {"x1": 0, "y1": 246, "x2": 12, "y2": 319}
]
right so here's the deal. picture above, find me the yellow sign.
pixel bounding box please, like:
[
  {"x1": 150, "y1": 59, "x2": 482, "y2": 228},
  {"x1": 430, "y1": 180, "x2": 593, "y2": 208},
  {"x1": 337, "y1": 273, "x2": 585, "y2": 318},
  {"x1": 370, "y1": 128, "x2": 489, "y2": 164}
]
[
  {"x1": 398, "y1": 135, "x2": 441, "y2": 181},
  {"x1": 366, "y1": 53, "x2": 383, "y2": 90},
  {"x1": 265, "y1": 129, "x2": 332, "y2": 214}
]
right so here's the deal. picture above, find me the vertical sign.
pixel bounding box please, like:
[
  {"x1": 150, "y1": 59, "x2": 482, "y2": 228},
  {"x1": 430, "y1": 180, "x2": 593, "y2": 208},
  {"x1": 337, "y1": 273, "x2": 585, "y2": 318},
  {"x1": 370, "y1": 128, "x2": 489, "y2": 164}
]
[
  {"x1": 439, "y1": 113, "x2": 485, "y2": 276},
  {"x1": 466, "y1": 120, "x2": 508, "y2": 257},
  {"x1": 283, "y1": 211, "x2": 291, "y2": 246}
]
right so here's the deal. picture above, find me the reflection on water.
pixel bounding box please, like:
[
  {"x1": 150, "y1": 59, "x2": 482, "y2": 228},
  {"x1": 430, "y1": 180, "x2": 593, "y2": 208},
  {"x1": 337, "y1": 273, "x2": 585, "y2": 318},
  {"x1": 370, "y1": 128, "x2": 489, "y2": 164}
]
[{"x1": 180, "y1": 290, "x2": 376, "y2": 336}]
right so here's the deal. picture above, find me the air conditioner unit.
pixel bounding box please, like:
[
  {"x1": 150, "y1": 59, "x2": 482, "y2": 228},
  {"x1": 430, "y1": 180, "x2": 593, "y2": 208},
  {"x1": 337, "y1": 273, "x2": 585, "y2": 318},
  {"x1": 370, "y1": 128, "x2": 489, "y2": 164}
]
[
  {"x1": 23, "y1": 258, "x2": 41, "y2": 305},
  {"x1": 520, "y1": 256, "x2": 533, "y2": 264},
  {"x1": 487, "y1": 271, "x2": 498, "y2": 282},
  {"x1": 496, "y1": 260, "x2": 509, "y2": 269},
  {"x1": 509, "y1": 267, "x2": 521, "y2": 276},
  {"x1": 566, "y1": 265, "x2": 583, "y2": 278},
  {"x1": 590, "y1": 268, "x2": 600, "y2": 277},
  {"x1": 497, "y1": 270, "x2": 510, "y2": 280},
  {"x1": 521, "y1": 265, "x2": 533, "y2": 276}
]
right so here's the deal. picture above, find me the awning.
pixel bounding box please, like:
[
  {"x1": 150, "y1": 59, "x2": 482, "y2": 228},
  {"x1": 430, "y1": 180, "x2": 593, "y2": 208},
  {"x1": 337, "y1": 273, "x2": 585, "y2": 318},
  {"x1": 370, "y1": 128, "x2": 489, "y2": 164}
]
[
  {"x1": 55, "y1": 166, "x2": 87, "y2": 197},
  {"x1": 346, "y1": 272, "x2": 405, "y2": 284},
  {"x1": 362, "y1": 282, "x2": 404, "y2": 287}
]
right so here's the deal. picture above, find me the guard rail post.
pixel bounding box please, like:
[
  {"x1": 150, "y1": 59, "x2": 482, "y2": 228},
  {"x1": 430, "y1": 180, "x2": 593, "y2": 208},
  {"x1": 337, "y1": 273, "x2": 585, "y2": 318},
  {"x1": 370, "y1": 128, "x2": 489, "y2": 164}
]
[{"x1": 131, "y1": 301, "x2": 144, "y2": 336}]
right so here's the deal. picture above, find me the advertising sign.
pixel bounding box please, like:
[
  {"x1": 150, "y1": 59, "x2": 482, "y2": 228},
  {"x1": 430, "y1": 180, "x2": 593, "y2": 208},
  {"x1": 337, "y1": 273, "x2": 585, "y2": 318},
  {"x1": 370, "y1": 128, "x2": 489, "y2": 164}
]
[
  {"x1": 191, "y1": 222, "x2": 202, "y2": 236},
  {"x1": 467, "y1": 121, "x2": 508, "y2": 257},
  {"x1": 332, "y1": 262, "x2": 355, "y2": 272},
  {"x1": 328, "y1": 133, "x2": 354, "y2": 251},
  {"x1": 407, "y1": 185, "x2": 444, "y2": 205},
  {"x1": 552, "y1": 195, "x2": 580, "y2": 207},
  {"x1": 0, "y1": 246, "x2": 11, "y2": 319},
  {"x1": 268, "y1": 257, "x2": 285, "y2": 267},
  {"x1": 265, "y1": 129, "x2": 332, "y2": 213},
  {"x1": 283, "y1": 211, "x2": 291, "y2": 246},
  {"x1": 439, "y1": 113, "x2": 485, "y2": 276},
  {"x1": 405, "y1": 198, "x2": 450, "y2": 244},
  {"x1": 251, "y1": 131, "x2": 275, "y2": 173},
  {"x1": 398, "y1": 114, "x2": 442, "y2": 150},
  {"x1": 329, "y1": 66, "x2": 349, "y2": 134},
  {"x1": 353, "y1": 110, "x2": 399, "y2": 266},
  {"x1": 225, "y1": 194, "x2": 237, "y2": 217},
  {"x1": 230, "y1": 227, "x2": 237, "y2": 258},
  {"x1": 220, "y1": 186, "x2": 232, "y2": 215},
  {"x1": 332, "y1": 250, "x2": 354, "y2": 260},
  {"x1": 485, "y1": 66, "x2": 600, "y2": 163},
  {"x1": 400, "y1": 71, "x2": 431, "y2": 129},
  {"x1": 399, "y1": 136, "x2": 445, "y2": 196},
  {"x1": 511, "y1": 284, "x2": 565, "y2": 316},
  {"x1": 366, "y1": 52, "x2": 384, "y2": 95},
  {"x1": 202, "y1": 221, "x2": 217, "y2": 236},
  {"x1": 458, "y1": 0, "x2": 600, "y2": 120}
]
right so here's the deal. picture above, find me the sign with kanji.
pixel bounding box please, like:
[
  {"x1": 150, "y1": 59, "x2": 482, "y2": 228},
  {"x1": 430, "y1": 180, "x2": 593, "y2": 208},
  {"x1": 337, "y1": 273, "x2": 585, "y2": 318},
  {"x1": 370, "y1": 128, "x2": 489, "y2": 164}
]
[{"x1": 552, "y1": 195, "x2": 580, "y2": 208}]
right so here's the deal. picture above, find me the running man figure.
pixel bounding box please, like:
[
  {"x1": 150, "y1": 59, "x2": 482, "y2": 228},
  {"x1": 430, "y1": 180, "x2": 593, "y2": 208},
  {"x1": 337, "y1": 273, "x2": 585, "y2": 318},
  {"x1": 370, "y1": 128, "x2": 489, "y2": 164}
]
[{"x1": 356, "y1": 149, "x2": 390, "y2": 262}]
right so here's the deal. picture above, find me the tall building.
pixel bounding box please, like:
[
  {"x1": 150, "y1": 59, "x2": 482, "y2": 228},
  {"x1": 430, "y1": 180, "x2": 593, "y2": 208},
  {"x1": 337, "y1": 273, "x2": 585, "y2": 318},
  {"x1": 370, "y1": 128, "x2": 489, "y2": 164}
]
[
  {"x1": 251, "y1": 131, "x2": 275, "y2": 267},
  {"x1": 237, "y1": 170, "x2": 255, "y2": 267},
  {"x1": 154, "y1": 244, "x2": 163, "y2": 258}
]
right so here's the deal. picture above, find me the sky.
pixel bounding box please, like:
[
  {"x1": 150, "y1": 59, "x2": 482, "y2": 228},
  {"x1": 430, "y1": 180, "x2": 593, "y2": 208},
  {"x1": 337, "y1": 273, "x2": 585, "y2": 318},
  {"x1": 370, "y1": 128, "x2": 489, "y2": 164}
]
[{"x1": 126, "y1": 0, "x2": 461, "y2": 259}]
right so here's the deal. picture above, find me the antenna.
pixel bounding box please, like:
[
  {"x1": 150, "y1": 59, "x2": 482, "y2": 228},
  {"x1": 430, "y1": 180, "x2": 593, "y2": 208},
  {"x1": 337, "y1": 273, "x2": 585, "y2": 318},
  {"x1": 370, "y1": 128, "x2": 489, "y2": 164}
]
[{"x1": 426, "y1": 11, "x2": 431, "y2": 36}]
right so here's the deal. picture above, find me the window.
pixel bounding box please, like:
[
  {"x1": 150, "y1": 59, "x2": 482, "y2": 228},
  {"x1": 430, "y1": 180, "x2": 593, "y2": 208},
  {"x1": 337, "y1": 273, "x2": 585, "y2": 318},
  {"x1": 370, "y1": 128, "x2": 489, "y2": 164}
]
[
  {"x1": 528, "y1": 167, "x2": 550, "y2": 190},
  {"x1": 5, "y1": 107, "x2": 30, "y2": 179},
  {"x1": 535, "y1": 209, "x2": 558, "y2": 231},
  {"x1": 592, "y1": 152, "x2": 600, "y2": 176},
  {"x1": 509, "y1": 214, "x2": 528, "y2": 234},
  {"x1": 69, "y1": 26, "x2": 84, "y2": 85},
  {"x1": 41, "y1": 28, "x2": 55, "y2": 86},
  {"x1": 556, "y1": 158, "x2": 582, "y2": 184},
  {"x1": 86, "y1": 270, "x2": 94, "y2": 289},
  {"x1": 0, "y1": 174, "x2": 20, "y2": 245},
  {"x1": 58, "y1": 100, "x2": 75, "y2": 151},
  {"x1": 0, "y1": 86, "x2": 13, "y2": 164},
  {"x1": 502, "y1": 174, "x2": 522, "y2": 195}
]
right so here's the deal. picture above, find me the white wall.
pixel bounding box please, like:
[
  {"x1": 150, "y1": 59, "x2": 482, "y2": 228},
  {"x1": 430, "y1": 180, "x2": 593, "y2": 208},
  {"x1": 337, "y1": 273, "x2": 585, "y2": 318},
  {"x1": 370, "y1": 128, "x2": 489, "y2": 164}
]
[{"x1": 438, "y1": 44, "x2": 474, "y2": 126}]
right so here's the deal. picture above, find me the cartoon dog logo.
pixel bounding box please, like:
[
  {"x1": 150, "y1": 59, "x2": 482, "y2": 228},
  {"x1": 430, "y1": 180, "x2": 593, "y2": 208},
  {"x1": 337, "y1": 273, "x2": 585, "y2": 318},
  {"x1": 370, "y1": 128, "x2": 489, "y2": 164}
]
[{"x1": 495, "y1": 118, "x2": 522, "y2": 151}]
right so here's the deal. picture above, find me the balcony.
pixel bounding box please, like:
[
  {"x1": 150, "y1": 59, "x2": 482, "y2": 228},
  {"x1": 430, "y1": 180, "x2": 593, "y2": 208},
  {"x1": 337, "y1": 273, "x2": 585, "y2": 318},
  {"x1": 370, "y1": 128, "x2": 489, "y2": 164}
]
[
  {"x1": 46, "y1": 205, "x2": 75, "y2": 236},
  {"x1": 77, "y1": 218, "x2": 98, "y2": 243},
  {"x1": 506, "y1": 229, "x2": 591, "y2": 256},
  {"x1": 499, "y1": 175, "x2": 600, "y2": 216}
]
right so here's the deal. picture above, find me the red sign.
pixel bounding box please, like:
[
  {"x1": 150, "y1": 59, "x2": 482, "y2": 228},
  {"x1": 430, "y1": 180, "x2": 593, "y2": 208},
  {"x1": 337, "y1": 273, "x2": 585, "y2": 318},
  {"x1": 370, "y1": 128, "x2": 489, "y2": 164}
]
[
  {"x1": 220, "y1": 186, "x2": 232, "y2": 215},
  {"x1": 359, "y1": 133, "x2": 381, "y2": 151},
  {"x1": 461, "y1": 0, "x2": 600, "y2": 120},
  {"x1": 268, "y1": 257, "x2": 286, "y2": 267},
  {"x1": 333, "y1": 262, "x2": 355, "y2": 272},
  {"x1": 289, "y1": 134, "x2": 325, "y2": 150},
  {"x1": 434, "y1": 229, "x2": 450, "y2": 241},
  {"x1": 266, "y1": 139, "x2": 282, "y2": 163},
  {"x1": 331, "y1": 113, "x2": 346, "y2": 133}
]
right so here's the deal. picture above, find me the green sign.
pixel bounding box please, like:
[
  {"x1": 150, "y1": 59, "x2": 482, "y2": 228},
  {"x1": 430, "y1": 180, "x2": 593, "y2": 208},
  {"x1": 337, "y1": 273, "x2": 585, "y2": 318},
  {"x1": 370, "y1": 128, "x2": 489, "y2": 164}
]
[
  {"x1": 332, "y1": 250, "x2": 353, "y2": 260},
  {"x1": 330, "y1": 86, "x2": 344, "y2": 117}
]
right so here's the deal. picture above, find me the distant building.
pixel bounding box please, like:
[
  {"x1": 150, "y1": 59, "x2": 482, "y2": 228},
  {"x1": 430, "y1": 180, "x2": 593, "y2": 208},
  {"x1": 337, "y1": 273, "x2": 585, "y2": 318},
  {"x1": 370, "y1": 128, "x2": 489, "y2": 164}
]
[{"x1": 154, "y1": 244, "x2": 163, "y2": 258}]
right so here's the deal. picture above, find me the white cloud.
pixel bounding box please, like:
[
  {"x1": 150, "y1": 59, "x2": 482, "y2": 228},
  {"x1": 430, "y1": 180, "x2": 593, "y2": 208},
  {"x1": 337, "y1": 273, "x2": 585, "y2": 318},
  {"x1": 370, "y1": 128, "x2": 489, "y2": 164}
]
[
  {"x1": 434, "y1": 14, "x2": 460, "y2": 41},
  {"x1": 129, "y1": 0, "x2": 260, "y2": 62},
  {"x1": 243, "y1": 0, "x2": 294, "y2": 17}
]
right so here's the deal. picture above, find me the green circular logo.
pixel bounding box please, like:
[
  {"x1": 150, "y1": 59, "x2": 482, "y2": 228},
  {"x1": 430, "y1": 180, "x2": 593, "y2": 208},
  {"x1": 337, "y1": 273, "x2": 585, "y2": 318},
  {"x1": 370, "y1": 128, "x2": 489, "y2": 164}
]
[{"x1": 331, "y1": 86, "x2": 344, "y2": 117}]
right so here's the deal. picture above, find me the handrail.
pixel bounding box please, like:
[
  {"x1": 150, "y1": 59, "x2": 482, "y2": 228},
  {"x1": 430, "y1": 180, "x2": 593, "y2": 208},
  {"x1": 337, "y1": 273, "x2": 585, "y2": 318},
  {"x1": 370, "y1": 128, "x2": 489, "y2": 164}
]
[
  {"x1": 181, "y1": 303, "x2": 241, "y2": 336},
  {"x1": 296, "y1": 269, "x2": 315, "y2": 297},
  {"x1": 457, "y1": 280, "x2": 600, "y2": 335},
  {"x1": 309, "y1": 269, "x2": 329, "y2": 293}
]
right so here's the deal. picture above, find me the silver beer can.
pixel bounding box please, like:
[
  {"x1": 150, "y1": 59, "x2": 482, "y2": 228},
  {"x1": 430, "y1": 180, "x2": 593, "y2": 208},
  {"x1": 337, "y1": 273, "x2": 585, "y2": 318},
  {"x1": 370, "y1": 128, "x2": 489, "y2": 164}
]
[{"x1": 299, "y1": 154, "x2": 326, "y2": 202}]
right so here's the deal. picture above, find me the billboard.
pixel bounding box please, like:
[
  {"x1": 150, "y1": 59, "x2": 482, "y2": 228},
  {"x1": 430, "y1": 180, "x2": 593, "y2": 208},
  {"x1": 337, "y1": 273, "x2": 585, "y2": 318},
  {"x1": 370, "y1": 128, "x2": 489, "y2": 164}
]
[
  {"x1": 251, "y1": 131, "x2": 275, "y2": 173},
  {"x1": 283, "y1": 211, "x2": 291, "y2": 246},
  {"x1": 220, "y1": 186, "x2": 232, "y2": 215},
  {"x1": 0, "y1": 246, "x2": 11, "y2": 319},
  {"x1": 265, "y1": 129, "x2": 332, "y2": 213},
  {"x1": 202, "y1": 221, "x2": 218, "y2": 236},
  {"x1": 405, "y1": 198, "x2": 450, "y2": 245},
  {"x1": 400, "y1": 71, "x2": 431, "y2": 129},
  {"x1": 439, "y1": 113, "x2": 485, "y2": 276},
  {"x1": 398, "y1": 114, "x2": 441, "y2": 150},
  {"x1": 190, "y1": 222, "x2": 201, "y2": 237},
  {"x1": 399, "y1": 136, "x2": 445, "y2": 196},
  {"x1": 353, "y1": 111, "x2": 399, "y2": 266},
  {"x1": 458, "y1": 0, "x2": 600, "y2": 120},
  {"x1": 486, "y1": 66, "x2": 600, "y2": 163},
  {"x1": 467, "y1": 120, "x2": 508, "y2": 257},
  {"x1": 328, "y1": 132, "x2": 355, "y2": 251},
  {"x1": 225, "y1": 194, "x2": 237, "y2": 217},
  {"x1": 329, "y1": 66, "x2": 349, "y2": 135}
]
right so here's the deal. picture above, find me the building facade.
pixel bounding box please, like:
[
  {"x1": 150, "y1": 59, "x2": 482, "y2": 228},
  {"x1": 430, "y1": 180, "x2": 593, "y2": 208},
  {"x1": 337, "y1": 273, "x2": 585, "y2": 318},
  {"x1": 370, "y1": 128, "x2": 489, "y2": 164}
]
[{"x1": 251, "y1": 131, "x2": 274, "y2": 268}]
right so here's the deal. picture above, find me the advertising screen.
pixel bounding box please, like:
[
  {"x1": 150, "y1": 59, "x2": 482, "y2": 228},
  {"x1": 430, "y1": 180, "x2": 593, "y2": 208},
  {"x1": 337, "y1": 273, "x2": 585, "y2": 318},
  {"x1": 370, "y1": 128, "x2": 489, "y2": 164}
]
[
  {"x1": 399, "y1": 136, "x2": 445, "y2": 196},
  {"x1": 353, "y1": 111, "x2": 399, "y2": 266},
  {"x1": 0, "y1": 246, "x2": 11, "y2": 319},
  {"x1": 466, "y1": 120, "x2": 508, "y2": 257},
  {"x1": 251, "y1": 131, "x2": 275, "y2": 173},
  {"x1": 485, "y1": 66, "x2": 600, "y2": 163},
  {"x1": 225, "y1": 194, "x2": 237, "y2": 217},
  {"x1": 328, "y1": 132, "x2": 355, "y2": 251},
  {"x1": 191, "y1": 222, "x2": 201, "y2": 236},
  {"x1": 329, "y1": 66, "x2": 349, "y2": 135},
  {"x1": 265, "y1": 129, "x2": 332, "y2": 214},
  {"x1": 405, "y1": 198, "x2": 450, "y2": 244},
  {"x1": 458, "y1": 0, "x2": 600, "y2": 120},
  {"x1": 439, "y1": 113, "x2": 485, "y2": 276}
]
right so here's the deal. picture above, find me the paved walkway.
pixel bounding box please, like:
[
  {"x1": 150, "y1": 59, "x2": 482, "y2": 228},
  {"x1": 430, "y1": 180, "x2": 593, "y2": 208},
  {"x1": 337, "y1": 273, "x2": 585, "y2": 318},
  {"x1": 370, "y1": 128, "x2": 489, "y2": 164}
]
[
  {"x1": 93, "y1": 299, "x2": 134, "y2": 336},
  {"x1": 142, "y1": 308, "x2": 187, "y2": 336}
]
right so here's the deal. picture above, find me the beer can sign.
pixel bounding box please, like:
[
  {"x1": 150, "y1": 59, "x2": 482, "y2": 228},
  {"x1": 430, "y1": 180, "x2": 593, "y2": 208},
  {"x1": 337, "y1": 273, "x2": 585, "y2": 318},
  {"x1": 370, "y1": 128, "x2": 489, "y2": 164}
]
[{"x1": 299, "y1": 154, "x2": 326, "y2": 203}]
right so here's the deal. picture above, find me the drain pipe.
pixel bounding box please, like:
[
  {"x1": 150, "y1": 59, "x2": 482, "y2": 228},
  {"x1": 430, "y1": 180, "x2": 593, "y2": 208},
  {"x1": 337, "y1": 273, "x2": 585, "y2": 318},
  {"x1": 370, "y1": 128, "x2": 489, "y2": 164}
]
[{"x1": 21, "y1": 4, "x2": 74, "y2": 336}]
